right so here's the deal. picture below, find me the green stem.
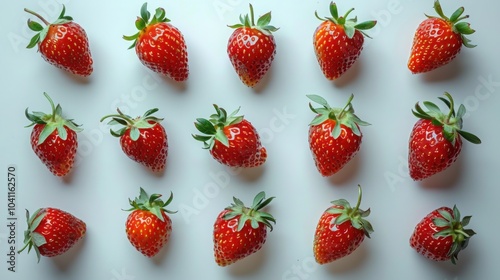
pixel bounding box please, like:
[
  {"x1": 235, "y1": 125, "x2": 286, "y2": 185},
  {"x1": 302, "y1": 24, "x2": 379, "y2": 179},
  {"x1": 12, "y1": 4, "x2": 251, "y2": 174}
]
[
  {"x1": 338, "y1": 94, "x2": 354, "y2": 119},
  {"x1": 99, "y1": 109, "x2": 135, "y2": 124},
  {"x1": 249, "y1": 3, "x2": 255, "y2": 26},
  {"x1": 24, "y1": 8, "x2": 50, "y2": 25},
  {"x1": 353, "y1": 185, "x2": 362, "y2": 211},
  {"x1": 43, "y1": 92, "x2": 57, "y2": 122}
]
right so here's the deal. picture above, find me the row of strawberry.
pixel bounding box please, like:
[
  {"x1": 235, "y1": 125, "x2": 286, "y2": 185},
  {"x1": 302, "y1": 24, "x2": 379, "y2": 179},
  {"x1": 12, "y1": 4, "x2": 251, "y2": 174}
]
[{"x1": 24, "y1": 1, "x2": 475, "y2": 86}]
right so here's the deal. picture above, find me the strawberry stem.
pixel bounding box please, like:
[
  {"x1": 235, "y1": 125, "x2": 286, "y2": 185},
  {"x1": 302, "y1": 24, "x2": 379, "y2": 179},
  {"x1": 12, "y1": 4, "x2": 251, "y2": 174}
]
[
  {"x1": 338, "y1": 94, "x2": 354, "y2": 119},
  {"x1": 24, "y1": 8, "x2": 50, "y2": 25},
  {"x1": 249, "y1": 4, "x2": 255, "y2": 26},
  {"x1": 43, "y1": 92, "x2": 57, "y2": 122},
  {"x1": 353, "y1": 184, "x2": 362, "y2": 211}
]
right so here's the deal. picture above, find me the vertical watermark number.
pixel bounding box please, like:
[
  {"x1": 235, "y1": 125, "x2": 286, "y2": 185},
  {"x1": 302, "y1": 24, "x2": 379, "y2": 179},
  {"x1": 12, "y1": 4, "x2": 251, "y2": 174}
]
[{"x1": 6, "y1": 165, "x2": 18, "y2": 273}]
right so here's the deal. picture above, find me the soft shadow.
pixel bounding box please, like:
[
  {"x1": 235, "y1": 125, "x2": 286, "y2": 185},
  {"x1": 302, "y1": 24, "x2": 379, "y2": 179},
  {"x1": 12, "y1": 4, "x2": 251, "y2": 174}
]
[
  {"x1": 146, "y1": 167, "x2": 166, "y2": 178},
  {"x1": 51, "y1": 235, "x2": 86, "y2": 271},
  {"x1": 151, "y1": 229, "x2": 175, "y2": 265},
  {"x1": 61, "y1": 169, "x2": 76, "y2": 185},
  {"x1": 252, "y1": 65, "x2": 274, "y2": 94},
  {"x1": 160, "y1": 74, "x2": 189, "y2": 93},
  {"x1": 418, "y1": 154, "x2": 463, "y2": 189},
  {"x1": 331, "y1": 59, "x2": 363, "y2": 88},
  {"x1": 235, "y1": 165, "x2": 266, "y2": 183},
  {"x1": 325, "y1": 243, "x2": 369, "y2": 274},
  {"x1": 228, "y1": 244, "x2": 268, "y2": 276},
  {"x1": 420, "y1": 58, "x2": 464, "y2": 83},
  {"x1": 328, "y1": 153, "x2": 362, "y2": 186},
  {"x1": 62, "y1": 70, "x2": 92, "y2": 85}
]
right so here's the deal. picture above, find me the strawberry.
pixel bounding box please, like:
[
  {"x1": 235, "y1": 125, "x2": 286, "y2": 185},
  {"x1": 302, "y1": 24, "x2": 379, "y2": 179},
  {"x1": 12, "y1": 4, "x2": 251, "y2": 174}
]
[
  {"x1": 124, "y1": 2, "x2": 189, "y2": 82},
  {"x1": 227, "y1": 4, "x2": 278, "y2": 87},
  {"x1": 25, "y1": 92, "x2": 82, "y2": 177},
  {"x1": 101, "y1": 108, "x2": 168, "y2": 172},
  {"x1": 24, "y1": 5, "x2": 93, "y2": 77},
  {"x1": 313, "y1": 2, "x2": 376, "y2": 80},
  {"x1": 18, "y1": 207, "x2": 86, "y2": 262},
  {"x1": 410, "y1": 205, "x2": 475, "y2": 264},
  {"x1": 213, "y1": 191, "x2": 275, "y2": 266},
  {"x1": 408, "y1": 0, "x2": 475, "y2": 74},
  {"x1": 193, "y1": 105, "x2": 267, "y2": 168},
  {"x1": 314, "y1": 185, "x2": 373, "y2": 264},
  {"x1": 307, "y1": 94, "x2": 370, "y2": 177},
  {"x1": 125, "y1": 188, "x2": 176, "y2": 258},
  {"x1": 409, "y1": 92, "x2": 480, "y2": 181}
]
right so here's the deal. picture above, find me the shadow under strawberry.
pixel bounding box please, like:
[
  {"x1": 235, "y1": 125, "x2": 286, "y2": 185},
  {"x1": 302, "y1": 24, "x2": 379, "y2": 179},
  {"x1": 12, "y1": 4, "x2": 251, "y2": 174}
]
[
  {"x1": 329, "y1": 58, "x2": 363, "y2": 89},
  {"x1": 418, "y1": 152, "x2": 464, "y2": 190},
  {"x1": 251, "y1": 64, "x2": 275, "y2": 94},
  {"x1": 420, "y1": 58, "x2": 465, "y2": 83},
  {"x1": 327, "y1": 151, "x2": 363, "y2": 186},
  {"x1": 228, "y1": 242, "x2": 268, "y2": 276},
  {"x1": 50, "y1": 234, "x2": 87, "y2": 271},
  {"x1": 325, "y1": 242, "x2": 370, "y2": 274}
]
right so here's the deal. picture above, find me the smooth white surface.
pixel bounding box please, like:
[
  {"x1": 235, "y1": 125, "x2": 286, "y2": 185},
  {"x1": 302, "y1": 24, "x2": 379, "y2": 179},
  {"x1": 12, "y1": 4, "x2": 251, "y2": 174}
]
[{"x1": 1, "y1": 0, "x2": 499, "y2": 279}]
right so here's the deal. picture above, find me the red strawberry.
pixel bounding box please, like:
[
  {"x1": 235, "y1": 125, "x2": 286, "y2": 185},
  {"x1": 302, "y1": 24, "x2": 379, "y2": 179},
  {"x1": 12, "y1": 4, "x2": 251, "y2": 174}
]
[
  {"x1": 25, "y1": 92, "x2": 82, "y2": 176},
  {"x1": 408, "y1": 0, "x2": 475, "y2": 74},
  {"x1": 307, "y1": 94, "x2": 370, "y2": 177},
  {"x1": 410, "y1": 205, "x2": 475, "y2": 264},
  {"x1": 314, "y1": 185, "x2": 373, "y2": 264},
  {"x1": 213, "y1": 191, "x2": 275, "y2": 266},
  {"x1": 101, "y1": 108, "x2": 168, "y2": 172},
  {"x1": 227, "y1": 4, "x2": 278, "y2": 87},
  {"x1": 18, "y1": 207, "x2": 86, "y2": 262},
  {"x1": 24, "y1": 5, "x2": 93, "y2": 76},
  {"x1": 124, "y1": 2, "x2": 189, "y2": 81},
  {"x1": 313, "y1": 2, "x2": 376, "y2": 80},
  {"x1": 125, "y1": 188, "x2": 176, "y2": 257},
  {"x1": 193, "y1": 105, "x2": 267, "y2": 168},
  {"x1": 409, "y1": 92, "x2": 480, "y2": 181}
]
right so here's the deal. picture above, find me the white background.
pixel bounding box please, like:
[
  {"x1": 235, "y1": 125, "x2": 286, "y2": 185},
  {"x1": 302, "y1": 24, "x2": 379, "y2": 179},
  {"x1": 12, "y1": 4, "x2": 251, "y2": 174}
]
[{"x1": 1, "y1": 0, "x2": 499, "y2": 279}]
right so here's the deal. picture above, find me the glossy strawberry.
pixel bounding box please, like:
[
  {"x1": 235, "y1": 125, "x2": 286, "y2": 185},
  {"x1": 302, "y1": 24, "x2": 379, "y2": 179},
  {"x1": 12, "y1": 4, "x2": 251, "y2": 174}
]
[
  {"x1": 193, "y1": 105, "x2": 266, "y2": 168},
  {"x1": 213, "y1": 191, "x2": 275, "y2": 266},
  {"x1": 314, "y1": 185, "x2": 373, "y2": 264},
  {"x1": 24, "y1": 5, "x2": 93, "y2": 76},
  {"x1": 25, "y1": 92, "x2": 82, "y2": 176},
  {"x1": 313, "y1": 2, "x2": 376, "y2": 80},
  {"x1": 18, "y1": 207, "x2": 86, "y2": 262},
  {"x1": 125, "y1": 188, "x2": 175, "y2": 258},
  {"x1": 409, "y1": 92, "x2": 480, "y2": 181},
  {"x1": 408, "y1": 0, "x2": 475, "y2": 74},
  {"x1": 227, "y1": 4, "x2": 278, "y2": 87},
  {"x1": 410, "y1": 205, "x2": 475, "y2": 264},
  {"x1": 101, "y1": 108, "x2": 168, "y2": 172},
  {"x1": 124, "y1": 2, "x2": 189, "y2": 81},
  {"x1": 307, "y1": 94, "x2": 369, "y2": 177}
]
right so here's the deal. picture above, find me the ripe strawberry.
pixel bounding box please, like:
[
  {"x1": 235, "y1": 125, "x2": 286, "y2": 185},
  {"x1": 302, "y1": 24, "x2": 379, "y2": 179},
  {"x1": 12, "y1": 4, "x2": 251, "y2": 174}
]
[
  {"x1": 101, "y1": 108, "x2": 168, "y2": 172},
  {"x1": 193, "y1": 105, "x2": 266, "y2": 168},
  {"x1": 410, "y1": 205, "x2": 475, "y2": 264},
  {"x1": 25, "y1": 92, "x2": 82, "y2": 176},
  {"x1": 24, "y1": 5, "x2": 93, "y2": 76},
  {"x1": 18, "y1": 207, "x2": 86, "y2": 262},
  {"x1": 409, "y1": 92, "x2": 480, "y2": 181},
  {"x1": 125, "y1": 188, "x2": 176, "y2": 258},
  {"x1": 307, "y1": 94, "x2": 370, "y2": 177},
  {"x1": 227, "y1": 4, "x2": 278, "y2": 87},
  {"x1": 313, "y1": 2, "x2": 376, "y2": 80},
  {"x1": 314, "y1": 185, "x2": 373, "y2": 264},
  {"x1": 213, "y1": 191, "x2": 275, "y2": 266},
  {"x1": 408, "y1": 0, "x2": 475, "y2": 74},
  {"x1": 124, "y1": 2, "x2": 189, "y2": 81}
]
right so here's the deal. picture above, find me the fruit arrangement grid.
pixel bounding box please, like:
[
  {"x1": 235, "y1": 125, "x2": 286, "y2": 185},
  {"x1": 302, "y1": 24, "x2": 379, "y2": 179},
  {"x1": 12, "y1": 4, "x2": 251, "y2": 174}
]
[{"x1": 1, "y1": 0, "x2": 499, "y2": 279}]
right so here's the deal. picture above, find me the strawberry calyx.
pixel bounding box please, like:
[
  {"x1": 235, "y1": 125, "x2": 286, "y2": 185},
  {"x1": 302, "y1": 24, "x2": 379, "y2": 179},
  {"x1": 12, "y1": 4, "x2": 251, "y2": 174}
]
[
  {"x1": 192, "y1": 105, "x2": 244, "y2": 150},
  {"x1": 24, "y1": 5, "x2": 73, "y2": 49},
  {"x1": 223, "y1": 191, "x2": 276, "y2": 232},
  {"x1": 315, "y1": 2, "x2": 377, "y2": 39},
  {"x1": 18, "y1": 208, "x2": 48, "y2": 262},
  {"x1": 25, "y1": 92, "x2": 82, "y2": 145},
  {"x1": 425, "y1": 0, "x2": 476, "y2": 48},
  {"x1": 123, "y1": 2, "x2": 171, "y2": 49},
  {"x1": 412, "y1": 92, "x2": 481, "y2": 146},
  {"x1": 327, "y1": 185, "x2": 374, "y2": 238},
  {"x1": 432, "y1": 205, "x2": 475, "y2": 264},
  {"x1": 307, "y1": 94, "x2": 370, "y2": 139},
  {"x1": 124, "y1": 187, "x2": 176, "y2": 222},
  {"x1": 228, "y1": 4, "x2": 279, "y2": 36},
  {"x1": 100, "y1": 108, "x2": 163, "y2": 141}
]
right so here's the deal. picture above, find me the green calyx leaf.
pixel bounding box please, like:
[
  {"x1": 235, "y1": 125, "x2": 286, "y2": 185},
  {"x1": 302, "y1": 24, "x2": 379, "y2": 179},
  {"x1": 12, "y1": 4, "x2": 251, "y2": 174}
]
[
  {"x1": 24, "y1": 5, "x2": 73, "y2": 49},
  {"x1": 192, "y1": 104, "x2": 244, "y2": 150},
  {"x1": 223, "y1": 191, "x2": 276, "y2": 232},
  {"x1": 228, "y1": 3, "x2": 279, "y2": 35},
  {"x1": 429, "y1": 0, "x2": 475, "y2": 48},
  {"x1": 25, "y1": 92, "x2": 82, "y2": 145},
  {"x1": 307, "y1": 94, "x2": 370, "y2": 139},
  {"x1": 431, "y1": 205, "x2": 476, "y2": 265},
  {"x1": 412, "y1": 92, "x2": 481, "y2": 145},
  {"x1": 125, "y1": 187, "x2": 177, "y2": 222},
  {"x1": 17, "y1": 208, "x2": 47, "y2": 263},
  {"x1": 315, "y1": 2, "x2": 376, "y2": 39},
  {"x1": 100, "y1": 107, "x2": 163, "y2": 141},
  {"x1": 123, "y1": 2, "x2": 171, "y2": 49},
  {"x1": 327, "y1": 185, "x2": 374, "y2": 238}
]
